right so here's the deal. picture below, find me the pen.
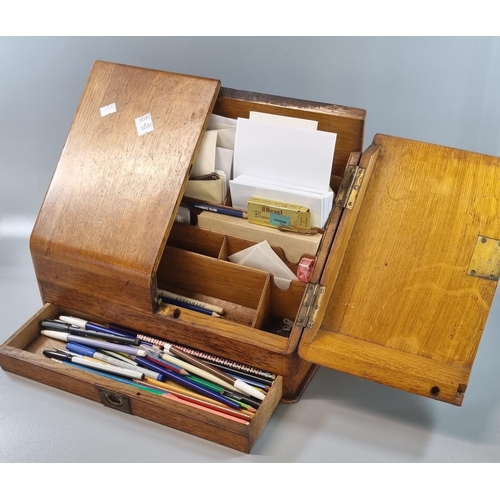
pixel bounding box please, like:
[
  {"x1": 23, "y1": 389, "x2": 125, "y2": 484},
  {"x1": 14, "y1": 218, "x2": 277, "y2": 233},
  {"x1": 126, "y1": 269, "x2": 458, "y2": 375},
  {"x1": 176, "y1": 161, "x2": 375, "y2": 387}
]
[
  {"x1": 182, "y1": 373, "x2": 260, "y2": 409},
  {"x1": 145, "y1": 354, "x2": 189, "y2": 376},
  {"x1": 100, "y1": 350, "x2": 138, "y2": 366},
  {"x1": 160, "y1": 297, "x2": 221, "y2": 317},
  {"x1": 159, "y1": 350, "x2": 253, "y2": 398},
  {"x1": 134, "y1": 357, "x2": 242, "y2": 410},
  {"x1": 186, "y1": 201, "x2": 248, "y2": 219},
  {"x1": 41, "y1": 330, "x2": 147, "y2": 357},
  {"x1": 140, "y1": 377, "x2": 255, "y2": 415},
  {"x1": 40, "y1": 320, "x2": 140, "y2": 345},
  {"x1": 158, "y1": 289, "x2": 225, "y2": 315},
  {"x1": 66, "y1": 342, "x2": 166, "y2": 381},
  {"x1": 165, "y1": 344, "x2": 265, "y2": 401},
  {"x1": 43, "y1": 350, "x2": 144, "y2": 380},
  {"x1": 59, "y1": 315, "x2": 137, "y2": 339},
  {"x1": 58, "y1": 361, "x2": 250, "y2": 423}
]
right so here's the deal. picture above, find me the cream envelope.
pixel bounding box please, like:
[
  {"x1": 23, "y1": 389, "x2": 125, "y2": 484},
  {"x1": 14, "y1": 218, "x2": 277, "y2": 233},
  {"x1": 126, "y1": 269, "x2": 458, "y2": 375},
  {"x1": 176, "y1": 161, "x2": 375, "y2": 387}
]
[
  {"x1": 215, "y1": 128, "x2": 236, "y2": 150},
  {"x1": 249, "y1": 111, "x2": 318, "y2": 130},
  {"x1": 184, "y1": 177, "x2": 225, "y2": 204},
  {"x1": 191, "y1": 129, "x2": 218, "y2": 178},
  {"x1": 215, "y1": 147, "x2": 233, "y2": 194}
]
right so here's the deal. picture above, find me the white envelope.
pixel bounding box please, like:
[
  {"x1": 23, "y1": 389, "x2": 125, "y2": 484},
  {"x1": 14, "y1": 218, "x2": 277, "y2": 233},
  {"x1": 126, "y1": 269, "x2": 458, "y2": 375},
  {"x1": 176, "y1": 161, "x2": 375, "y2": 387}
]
[
  {"x1": 228, "y1": 240, "x2": 297, "y2": 290},
  {"x1": 208, "y1": 114, "x2": 237, "y2": 130}
]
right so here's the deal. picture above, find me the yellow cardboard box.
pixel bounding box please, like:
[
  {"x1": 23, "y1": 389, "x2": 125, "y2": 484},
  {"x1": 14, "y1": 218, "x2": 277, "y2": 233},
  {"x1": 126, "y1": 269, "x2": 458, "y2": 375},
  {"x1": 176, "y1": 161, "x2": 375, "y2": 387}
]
[{"x1": 247, "y1": 197, "x2": 311, "y2": 230}]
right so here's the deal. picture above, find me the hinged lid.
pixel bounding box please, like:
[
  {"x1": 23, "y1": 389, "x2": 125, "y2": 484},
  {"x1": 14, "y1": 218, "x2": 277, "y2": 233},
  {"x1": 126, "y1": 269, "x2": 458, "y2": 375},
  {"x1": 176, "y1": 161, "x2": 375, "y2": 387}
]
[
  {"x1": 299, "y1": 134, "x2": 500, "y2": 405},
  {"x1": 30, "y1": 61, "x2": 220, "y2": 316}
]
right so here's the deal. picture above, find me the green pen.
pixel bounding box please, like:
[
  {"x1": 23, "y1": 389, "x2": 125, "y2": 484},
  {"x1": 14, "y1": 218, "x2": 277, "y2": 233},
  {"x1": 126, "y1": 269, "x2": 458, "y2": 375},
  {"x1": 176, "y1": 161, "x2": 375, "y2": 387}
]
[{"x1": 186, "y1": 374, "x2": 224, "y2": 393}]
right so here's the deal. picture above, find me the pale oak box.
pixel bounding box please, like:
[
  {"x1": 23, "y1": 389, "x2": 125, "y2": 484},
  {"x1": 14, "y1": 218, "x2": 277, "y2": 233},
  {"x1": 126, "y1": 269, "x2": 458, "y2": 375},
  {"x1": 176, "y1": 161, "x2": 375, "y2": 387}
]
[{"x1": 1, "y1": 61, "x2": 499, "y2": 453}]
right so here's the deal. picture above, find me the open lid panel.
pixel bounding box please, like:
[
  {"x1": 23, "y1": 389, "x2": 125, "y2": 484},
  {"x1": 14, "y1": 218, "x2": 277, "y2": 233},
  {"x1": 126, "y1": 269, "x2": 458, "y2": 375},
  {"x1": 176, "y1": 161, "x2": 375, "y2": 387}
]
[
  {"x1": 299, "y1": 134, "x2": 500, "y2": 405},
  {"x1": 30, "y1": 61, "x2": 220, "y2": 316}
]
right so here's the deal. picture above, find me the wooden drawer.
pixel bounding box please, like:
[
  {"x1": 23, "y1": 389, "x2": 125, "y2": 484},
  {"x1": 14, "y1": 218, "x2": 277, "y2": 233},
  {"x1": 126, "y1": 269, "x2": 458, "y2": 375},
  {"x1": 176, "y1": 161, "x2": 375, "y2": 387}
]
[{"x1": 0, "y1": 303, "x2": 283, "y2": 453}]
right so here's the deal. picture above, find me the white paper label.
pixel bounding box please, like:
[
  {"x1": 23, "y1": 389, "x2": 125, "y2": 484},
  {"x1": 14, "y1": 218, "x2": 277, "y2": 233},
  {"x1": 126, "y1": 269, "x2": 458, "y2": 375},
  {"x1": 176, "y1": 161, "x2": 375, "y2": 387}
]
[
  {"x1": 135, "y1": 113, "x2": 154, "y2": 136},
  {"x1": 100, "y1": 103, "x2": 116, "y2": 117}
]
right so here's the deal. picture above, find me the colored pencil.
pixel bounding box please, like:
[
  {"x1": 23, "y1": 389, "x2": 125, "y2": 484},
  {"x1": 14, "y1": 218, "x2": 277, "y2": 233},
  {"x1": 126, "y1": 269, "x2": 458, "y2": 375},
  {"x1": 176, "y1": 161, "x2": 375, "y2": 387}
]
[
  {"x1": 142, "y1": 378, "x2": 255, "y2": 417},
  {"x1": 166, "y1": 344, "x2": 265, "y2": 401},
  {"x1": 135, "y1": 357, "x2": 242, "y2": 410},
  {"x1": 145, "y1": 354, "x2": 188, "y2": 375},
  {"x1": 162, "y1": 393, "x2": 250, "y2": 424}
]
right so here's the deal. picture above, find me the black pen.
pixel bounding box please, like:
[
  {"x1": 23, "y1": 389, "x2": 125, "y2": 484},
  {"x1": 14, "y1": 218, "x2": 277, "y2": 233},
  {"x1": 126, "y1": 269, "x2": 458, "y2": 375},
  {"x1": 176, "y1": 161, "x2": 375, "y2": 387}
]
[
  {"x1": 186, "y1": 201, "x2": 248, "y2": 219},
  {"x1": 40, "y1": 320, "x2": 140, "y2": 346},
  {"x1": 221, "y1": 389, "x2": 261, "y2": 410}
]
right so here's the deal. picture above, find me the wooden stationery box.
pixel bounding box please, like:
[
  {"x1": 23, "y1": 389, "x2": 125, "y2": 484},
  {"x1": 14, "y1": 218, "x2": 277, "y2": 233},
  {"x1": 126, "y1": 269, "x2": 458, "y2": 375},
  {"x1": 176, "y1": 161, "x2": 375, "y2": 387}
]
[{"x1": 2, "y1": 60, "x2": 500, "y2": 453}]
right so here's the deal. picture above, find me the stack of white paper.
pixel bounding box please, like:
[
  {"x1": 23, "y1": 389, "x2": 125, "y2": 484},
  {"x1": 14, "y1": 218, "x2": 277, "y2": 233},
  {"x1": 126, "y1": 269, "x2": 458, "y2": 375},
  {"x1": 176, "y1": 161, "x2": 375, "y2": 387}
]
[
  {"x1": 233, "y1": 118, "x2": 336, "y2": 192},
  {"x1": 230, "y1": 175, "x2": 333, "y2": 228},
  {"x1": 230, "y1": 116, "x2": 336, "y2": 227},
  {"x1": 228, "y1": 240, "x2": 298, "y2": 290}
]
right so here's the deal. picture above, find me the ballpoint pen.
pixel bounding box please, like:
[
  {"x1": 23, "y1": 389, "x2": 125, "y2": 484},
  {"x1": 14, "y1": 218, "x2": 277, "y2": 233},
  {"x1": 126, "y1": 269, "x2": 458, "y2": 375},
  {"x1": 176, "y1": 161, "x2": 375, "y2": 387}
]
[{"x1": 43, "y1": 349, "x2": 144, "y2": 380}]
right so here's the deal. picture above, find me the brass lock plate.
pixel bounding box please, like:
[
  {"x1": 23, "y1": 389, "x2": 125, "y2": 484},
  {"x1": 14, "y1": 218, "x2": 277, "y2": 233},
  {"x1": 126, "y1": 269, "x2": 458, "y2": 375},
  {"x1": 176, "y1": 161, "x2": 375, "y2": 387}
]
[{"x1": 467, "y1": 235, "x2": 500, "y2": 281}]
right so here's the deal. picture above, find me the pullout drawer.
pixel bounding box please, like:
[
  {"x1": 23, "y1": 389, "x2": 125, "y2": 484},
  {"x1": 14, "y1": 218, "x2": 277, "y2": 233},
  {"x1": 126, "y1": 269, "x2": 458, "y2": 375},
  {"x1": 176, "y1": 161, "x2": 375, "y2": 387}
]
[{"x1": 0, "y1": 303, "x2": 282, "y2": 453}]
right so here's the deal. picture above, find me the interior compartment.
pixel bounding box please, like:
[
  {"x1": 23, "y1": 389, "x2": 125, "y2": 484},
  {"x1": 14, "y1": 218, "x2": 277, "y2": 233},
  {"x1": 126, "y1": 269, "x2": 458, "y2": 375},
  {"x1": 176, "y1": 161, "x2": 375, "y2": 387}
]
[
  {"x1": 162, "y1": 223, "x2": 310, "y2": 335},
  {"x1": 157, "y1": 88, "x2": 350, "y2": 339}
]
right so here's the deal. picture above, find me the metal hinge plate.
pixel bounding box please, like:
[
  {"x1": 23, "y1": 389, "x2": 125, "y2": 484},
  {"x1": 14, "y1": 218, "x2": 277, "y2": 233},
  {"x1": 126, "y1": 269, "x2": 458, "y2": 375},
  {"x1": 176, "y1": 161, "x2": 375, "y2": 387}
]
[
  {"x1": 296, "y1": 283, "x2": 326, "y2": 328},
  {"x1": 335, "y1": 163, "x2": 365, "y2": 210},
  {"x1": 467, "y1": 235, "x2": 500, "y2": 281}
]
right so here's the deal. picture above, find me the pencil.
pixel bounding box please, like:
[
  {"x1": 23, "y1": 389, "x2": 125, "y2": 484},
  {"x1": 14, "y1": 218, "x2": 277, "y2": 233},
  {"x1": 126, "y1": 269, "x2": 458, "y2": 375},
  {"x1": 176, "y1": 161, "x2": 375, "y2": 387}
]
[
  {"x1": 136, "y1": 357, "x2": 242, "y2": 410},
  {"x1": 167, "y1": 344, "x2": 265, "y2": 401},
  {"x1": 145, "y1": 354, "x2": 188, "y2": 375},
  {"x1": 158, "y1": 289, "x2": 225, "y2": 315},
  {"x1": 58, "y1": 361, "x2": 251, "y2": 423},
  {"x1": 160, "y1": 297, "x2": 221, "y2": 317},
  {"x1": 160, "y1": 351, "x2": 242, "y2": 394},
  {"x1": 142, "y1": 378, "x2": 255, "y2": 418},
  {"x1": 162, "y1": 393, "x2": 250, "y2": 424}
]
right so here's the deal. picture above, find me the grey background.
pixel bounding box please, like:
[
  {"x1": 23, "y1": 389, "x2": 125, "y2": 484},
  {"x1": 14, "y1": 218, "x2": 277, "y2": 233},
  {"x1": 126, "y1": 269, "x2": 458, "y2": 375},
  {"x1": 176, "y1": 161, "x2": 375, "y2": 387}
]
[{"x1": 1, "y1": 36, "x2": 500, "y2": 462}]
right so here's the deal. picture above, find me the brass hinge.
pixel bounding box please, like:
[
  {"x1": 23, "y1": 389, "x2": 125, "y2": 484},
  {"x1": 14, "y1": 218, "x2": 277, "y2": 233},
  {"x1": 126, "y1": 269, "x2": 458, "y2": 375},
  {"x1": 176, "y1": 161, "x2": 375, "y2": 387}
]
[
  {"x1": 335, "y1": 163, "x2": 365, "y2": 210},
  {"x1": 296, "y1": 283, "x2": 326, "y2": 328}
]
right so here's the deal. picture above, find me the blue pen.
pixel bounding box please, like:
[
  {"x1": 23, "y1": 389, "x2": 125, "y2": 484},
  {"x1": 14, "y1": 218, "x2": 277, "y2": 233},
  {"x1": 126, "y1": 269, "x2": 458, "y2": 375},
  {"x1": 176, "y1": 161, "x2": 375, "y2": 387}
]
[
  {"x1": 135, "y1": 357, "x2": 241, "y2": 410},
  {"x1": 186, "y1": 201, "x2": 248, "y2": 219},
  {"x1": 160, "y1": 297, "x2": 221, "y2": 317},
  {"x1": 59, "y1": 315, "x2": 138, "y2": 339},
  {"x1": 66, "y1": 342, "x2": 165, "y2": 381}
]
